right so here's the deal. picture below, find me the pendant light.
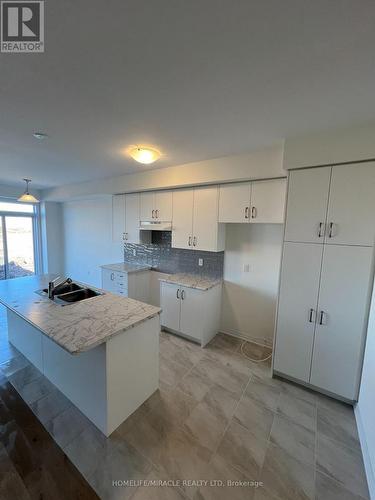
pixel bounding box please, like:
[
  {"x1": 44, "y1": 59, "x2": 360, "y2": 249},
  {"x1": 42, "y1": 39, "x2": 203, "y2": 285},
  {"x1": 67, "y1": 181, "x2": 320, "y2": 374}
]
[{"x1": 18, "y1": 179, "x2": 39, "y2": 203}]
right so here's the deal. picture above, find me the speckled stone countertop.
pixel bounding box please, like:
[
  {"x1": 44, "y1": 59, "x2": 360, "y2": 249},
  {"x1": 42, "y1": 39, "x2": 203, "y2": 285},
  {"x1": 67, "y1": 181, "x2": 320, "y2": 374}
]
[
  {"x1": 100, "y1": 263, "x2": 151, "y2": 273},
  {"x1": 159, "y1": 273, "x2": 222, "y2": 291},
  {"x1": 0, "y1": 275, "x2": 160, "y2": 355}
]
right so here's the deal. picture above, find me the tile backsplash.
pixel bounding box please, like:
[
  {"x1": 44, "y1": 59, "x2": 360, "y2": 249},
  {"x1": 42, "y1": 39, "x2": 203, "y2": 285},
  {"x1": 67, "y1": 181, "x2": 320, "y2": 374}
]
[{"x1": 124, "y1": 231, "x2": 224, "y2": 278}]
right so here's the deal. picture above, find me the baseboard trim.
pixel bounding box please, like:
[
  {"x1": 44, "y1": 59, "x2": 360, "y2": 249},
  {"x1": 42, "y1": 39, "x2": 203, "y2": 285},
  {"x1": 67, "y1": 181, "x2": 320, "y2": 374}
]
[
  {"x1": 355, "y1": 404, "x2": 375, "y2": 500},
  {"x1": 219, "y1": 329, "x2": 273, "y2": 349}
]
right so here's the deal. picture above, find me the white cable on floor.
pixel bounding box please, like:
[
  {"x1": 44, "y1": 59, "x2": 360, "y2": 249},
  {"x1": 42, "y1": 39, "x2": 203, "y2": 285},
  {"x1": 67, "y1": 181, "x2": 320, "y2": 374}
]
[{"x1": 240, "y1": 340, "x2": 272, "y2": 363}]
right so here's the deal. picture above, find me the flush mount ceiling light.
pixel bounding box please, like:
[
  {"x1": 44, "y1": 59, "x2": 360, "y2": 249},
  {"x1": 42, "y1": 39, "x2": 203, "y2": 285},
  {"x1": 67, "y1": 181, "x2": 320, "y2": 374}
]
[
  {"x1": 33, "y1": 132, "x2": 49, "y2": 140},
  {"x1": 18, "y1": 179, "x2": 39, "y2": 203},
  {"x1": 128, "y1": 146, "x2": 161, "y2": 164}
]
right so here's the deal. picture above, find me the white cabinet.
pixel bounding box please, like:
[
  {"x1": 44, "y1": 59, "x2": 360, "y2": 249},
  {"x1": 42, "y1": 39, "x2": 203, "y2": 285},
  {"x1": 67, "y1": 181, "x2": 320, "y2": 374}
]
[
  {"x1": 112, "y1": 195, "x2": 126, "y2": 242},
  {"x1": 218, "y1": 179, "x2": 286, "y2": 224},
  {"x1": 250, "y1": 179, "x2": 286, "y2": 224},
  {"x1": 160, "y1": 282, "x2": 222, "y2": 346},
  {"x1": 172, "y1": 186, "x2": 225, "y2": 252},
  {"x1": 112, "y1": 193, "x2": 145, "y2": 244},
  {"x1": 172, "y1": 188, "x2": 194, "y2": 250},
  {"x1": 218, "y1": 183, "x2": 251, "y2": 223},
  {"x1": 309, "y1": 245, "x2": 373, "y2": 400},
  {"x1": 140, "y1": 191, "x2": 173, "y2": 222},
  {"x1": 273, "y1": 242, "x2": 323, "y2": 383},
  {"x1": 325, "y1": 163, "x2": 375, "y2": 246},
  {"x1": 274, "y1": 162, "x2": 375, "y2": 401},
  {"x1": 284, "y1": 167, "x2": 331, "y2": 243},
  {"x1": 102, "y1": 267, "x2": 151, "y2": 302},
  {"x1": 284, "y1": 163, "x2": 375, "y2": 245}
]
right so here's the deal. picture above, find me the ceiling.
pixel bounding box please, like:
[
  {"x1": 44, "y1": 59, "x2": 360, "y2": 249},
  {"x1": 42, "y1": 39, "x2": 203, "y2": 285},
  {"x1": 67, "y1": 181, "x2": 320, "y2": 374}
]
[{"x1": 1, "y1": 0, "x2": 375, "y2": 189}]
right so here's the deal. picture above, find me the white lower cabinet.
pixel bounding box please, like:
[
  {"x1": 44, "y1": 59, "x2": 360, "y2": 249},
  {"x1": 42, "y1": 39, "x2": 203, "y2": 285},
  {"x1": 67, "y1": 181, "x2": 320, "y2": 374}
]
[
  {"x1": 309, "y1": 245, "x2": 373, "y2": 400},
  {"x1": 160, "y1": 282, "x2": 222, "y2": 346},
  {"x1": 274, "y1": 242, "x2": 373, "y2": 401},
  {"x1": 101, "y1": 268, "x2": 150, "y2": 303}
]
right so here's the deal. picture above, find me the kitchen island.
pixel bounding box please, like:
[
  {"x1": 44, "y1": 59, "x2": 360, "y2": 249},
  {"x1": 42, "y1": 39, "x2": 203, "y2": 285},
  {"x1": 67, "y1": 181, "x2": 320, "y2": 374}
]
[{"x1": 0, "y1": 274, "x2": 161, "y2": 436}]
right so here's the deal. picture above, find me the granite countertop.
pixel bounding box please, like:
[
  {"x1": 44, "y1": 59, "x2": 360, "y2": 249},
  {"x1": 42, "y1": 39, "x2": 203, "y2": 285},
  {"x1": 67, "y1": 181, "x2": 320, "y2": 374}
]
[
  {"x1": 0, "y1": 275, "x2": 160, "y2": 355},
  {"x1": 101, "y1": 263, "x2": 151, "y2": 273},
  {"x1": 159, "y1": 273, "x2": 222, "y2": 291}
]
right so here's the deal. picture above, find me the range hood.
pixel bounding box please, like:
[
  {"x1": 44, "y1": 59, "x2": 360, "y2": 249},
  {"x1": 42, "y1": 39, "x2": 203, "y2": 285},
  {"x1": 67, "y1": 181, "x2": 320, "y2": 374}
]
[{"x1": 139, "y1": 221, "x2": 172, "y2": 231}]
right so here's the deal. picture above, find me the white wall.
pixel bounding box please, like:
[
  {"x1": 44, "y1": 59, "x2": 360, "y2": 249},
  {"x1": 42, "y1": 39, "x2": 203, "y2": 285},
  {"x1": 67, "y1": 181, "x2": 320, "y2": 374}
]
[
  {"x1": 40, "y1": 202, "x2": 64, "y2": 274},
  {"x1": 356, "y1": 277, "x2": 375, "y2": 499},
  {"x1": 220, "y1": 223, "x2": 283, "y2": 346},
  {"x1": 42, "y1": 145, "x2": 285, "y2": 201},
  {"x1": 62, "y1": 197, "x2": 123, "y2": 288}
]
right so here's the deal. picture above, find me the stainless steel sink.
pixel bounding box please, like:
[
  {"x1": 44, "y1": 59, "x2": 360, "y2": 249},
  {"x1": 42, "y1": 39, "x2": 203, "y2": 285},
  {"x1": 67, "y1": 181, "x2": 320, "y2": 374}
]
[{"x1": 36, "y1": 281, "x2": 104, "y2": 305}]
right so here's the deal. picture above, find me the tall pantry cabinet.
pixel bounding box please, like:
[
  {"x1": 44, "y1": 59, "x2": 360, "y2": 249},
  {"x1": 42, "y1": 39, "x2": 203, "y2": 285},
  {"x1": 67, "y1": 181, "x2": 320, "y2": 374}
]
[{"x1": 273, "y1": 162, "x2": 375, "y2": 401}]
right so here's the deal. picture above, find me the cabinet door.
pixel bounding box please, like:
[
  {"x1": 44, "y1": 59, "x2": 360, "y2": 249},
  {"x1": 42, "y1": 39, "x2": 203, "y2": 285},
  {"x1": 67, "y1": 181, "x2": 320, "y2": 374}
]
[
  {"x1": 250, "y1": 179, "x2": 286, "y2": 224},
  {"x1": 102, "y1": 268, "x2": 116, "y2": 292},
  {"x1": 325, "y1": 163, "x2": 375, "y2": 246},
  {"x1": 218, "y1": 183, "x2": 251, "y2": 223},
  {"x1": 310, "y1": 245, "x2": 373, "y2": 400},
  {"x1": 179, "y1": 287, "x2": 203, "y2": 341},
  {"x1": 193, "y1": 186, "x2": 220, "y2": 251},
  {"x1": 125, "y1": 193, "x2": 140, "y2": 244},
  {"x1": 112, "y1": 195, "x2": 126, "y2": 242},
  {"x1": 284, "y1": 167, "x2": 331, "y2": 243},
  {"x1": 172, "y1": 189, "x2": 194, "y2": 249},
  {"x1": 155, "y1": 191, "x2": 172, "y2": 221},
  {"x1": 160, "y1": 283, "x2": 181, "y2": 331},
  {"x1": 140, "y1": 192, "x2": 155, "y2": 221},
  {"x1": 274, "y1": 242, "x2": 323, "y2": 382}
]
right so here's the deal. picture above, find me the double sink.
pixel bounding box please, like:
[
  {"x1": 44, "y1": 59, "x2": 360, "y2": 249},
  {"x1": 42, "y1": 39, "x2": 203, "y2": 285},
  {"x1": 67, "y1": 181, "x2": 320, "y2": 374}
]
[{"x1": 37, "y1": 281, "x2": 103, "y2": 305}]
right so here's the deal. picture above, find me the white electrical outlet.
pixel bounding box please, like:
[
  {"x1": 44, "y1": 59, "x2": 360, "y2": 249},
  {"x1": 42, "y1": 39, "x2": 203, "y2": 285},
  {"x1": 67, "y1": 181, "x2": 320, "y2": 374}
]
[
  {"x1": 133, "y1": 249, "x2": 136, "y2": 257},
  {"x1": 243, "y1": 264, "x2": 250, "y2": 272},
  {"x1": 198, "y1": 258, "x2": 204, "y2": 267}
]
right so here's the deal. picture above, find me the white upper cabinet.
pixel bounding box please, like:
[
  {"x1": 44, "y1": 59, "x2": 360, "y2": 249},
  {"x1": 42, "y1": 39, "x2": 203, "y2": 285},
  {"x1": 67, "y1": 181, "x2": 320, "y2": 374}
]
[
  {"x1": 310, "y1": 245, "x2": 373, "y2": 400},
  {"x1": 172, "y1": 189, "x2": 194, "y2": 250},
  {"x1": 218, "y1": 183, "x2": 251, "y2": 223},
  {"x1": 193, "y1": 186, "x2": 224, "y2": 251},
  {"x1": 325, "y1": 162, "x2": 375, "y2": 246},
  {"x1": 155, "y1": 191, "x2": 173, "y2": 221},
  {"x1": 250, "y1": 179, "x2": 286, "y2": 224},
  {"x1": 172, "y1": 186, "x2": 224, "y2": 252},
  {"x1": 284, "y1": 167, "x2": 331, "y2": 243},
  {"x1": 140, "y1": 192, "x2": 154, "y2": 222},
  {"x1": 218, "y1": 179, "x2": 286, "y2": 224},
  {"x1": 140, "y1": 191, "x2": 173, "y2": 221},
  {"x1": 112, "y1": 195, "x2": 126, "y2": 242},
  {"x1": 124, "y1": 193, "x2": 141, "y2": 244}
]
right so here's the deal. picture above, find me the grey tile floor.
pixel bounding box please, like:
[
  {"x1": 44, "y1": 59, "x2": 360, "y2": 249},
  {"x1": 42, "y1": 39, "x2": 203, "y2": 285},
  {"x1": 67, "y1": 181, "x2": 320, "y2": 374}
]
[{"x1": 0, "y1": 304, "x2": 370, "y2": 500}]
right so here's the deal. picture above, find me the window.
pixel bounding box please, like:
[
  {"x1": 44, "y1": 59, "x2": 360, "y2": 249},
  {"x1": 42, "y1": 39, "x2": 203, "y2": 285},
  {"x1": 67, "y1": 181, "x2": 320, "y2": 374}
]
[{"x1": 0, "y1": 199, "x2": 39, "y2": 280}]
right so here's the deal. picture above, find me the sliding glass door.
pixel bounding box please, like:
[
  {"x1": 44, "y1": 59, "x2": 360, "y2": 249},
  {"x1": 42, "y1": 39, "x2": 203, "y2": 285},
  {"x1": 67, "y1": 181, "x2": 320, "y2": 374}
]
[{"x1": 0, "y1": 201, "x2": 38, "y2": 280}]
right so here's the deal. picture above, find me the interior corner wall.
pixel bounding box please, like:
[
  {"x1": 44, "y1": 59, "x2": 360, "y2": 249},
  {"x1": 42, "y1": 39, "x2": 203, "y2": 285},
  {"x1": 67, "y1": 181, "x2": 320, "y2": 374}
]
[
  {"x1": 220, "y1": 223, "x2": 283, "y2": 346},
  {"x1": 62, "y1": 197, "x2": 123, "y2": 288}
]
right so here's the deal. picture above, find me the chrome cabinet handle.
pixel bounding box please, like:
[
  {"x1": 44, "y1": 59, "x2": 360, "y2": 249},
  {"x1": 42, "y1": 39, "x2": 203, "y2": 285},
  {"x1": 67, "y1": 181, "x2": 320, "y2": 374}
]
[
  {"x1": 328, "y1": 222, "x2": 334, "y2": 238},
  {"x1": 152, "y1": 209, "x2": 155, "y2": 219},
  {"x1": 308, "y1": 308, "x2": 315, "y2": 323},
  {"x1": 318, "y1": 222, "x2": 325, "y2": 238},
  {"x1": 193, "y1": 236, "x2": 197, "y2": 247},
  {"x1": 155, "y1": 209, "x2": 159, "y2": 219},
  {"x1": 188, "y1": 236, "x2": 192, "y2": 246},
  {"x1": 181, "y1": 290, "x2": 185, "y2": 300},
  {"x1": 110, "y1": 273, "x2": 114, "y2": 281},
  {"x1": 251, "y1": 206, "x2": 257, "y2": 219},
  {"x1": 244, "y1": 207, "x2": 249, "y2": 219},
  {"x1": 123, "y1": 232, "x2": 126, "y2": 240},
  {"x1": 176, "y1": 288, "x2": 180, "y2": 299}
]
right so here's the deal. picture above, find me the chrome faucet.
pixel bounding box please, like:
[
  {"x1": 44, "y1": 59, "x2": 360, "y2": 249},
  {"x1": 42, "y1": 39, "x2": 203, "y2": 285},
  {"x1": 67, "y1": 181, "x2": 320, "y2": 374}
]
[{"x1": 48, "y1": 276, "x2": 72, "y2": 299}]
